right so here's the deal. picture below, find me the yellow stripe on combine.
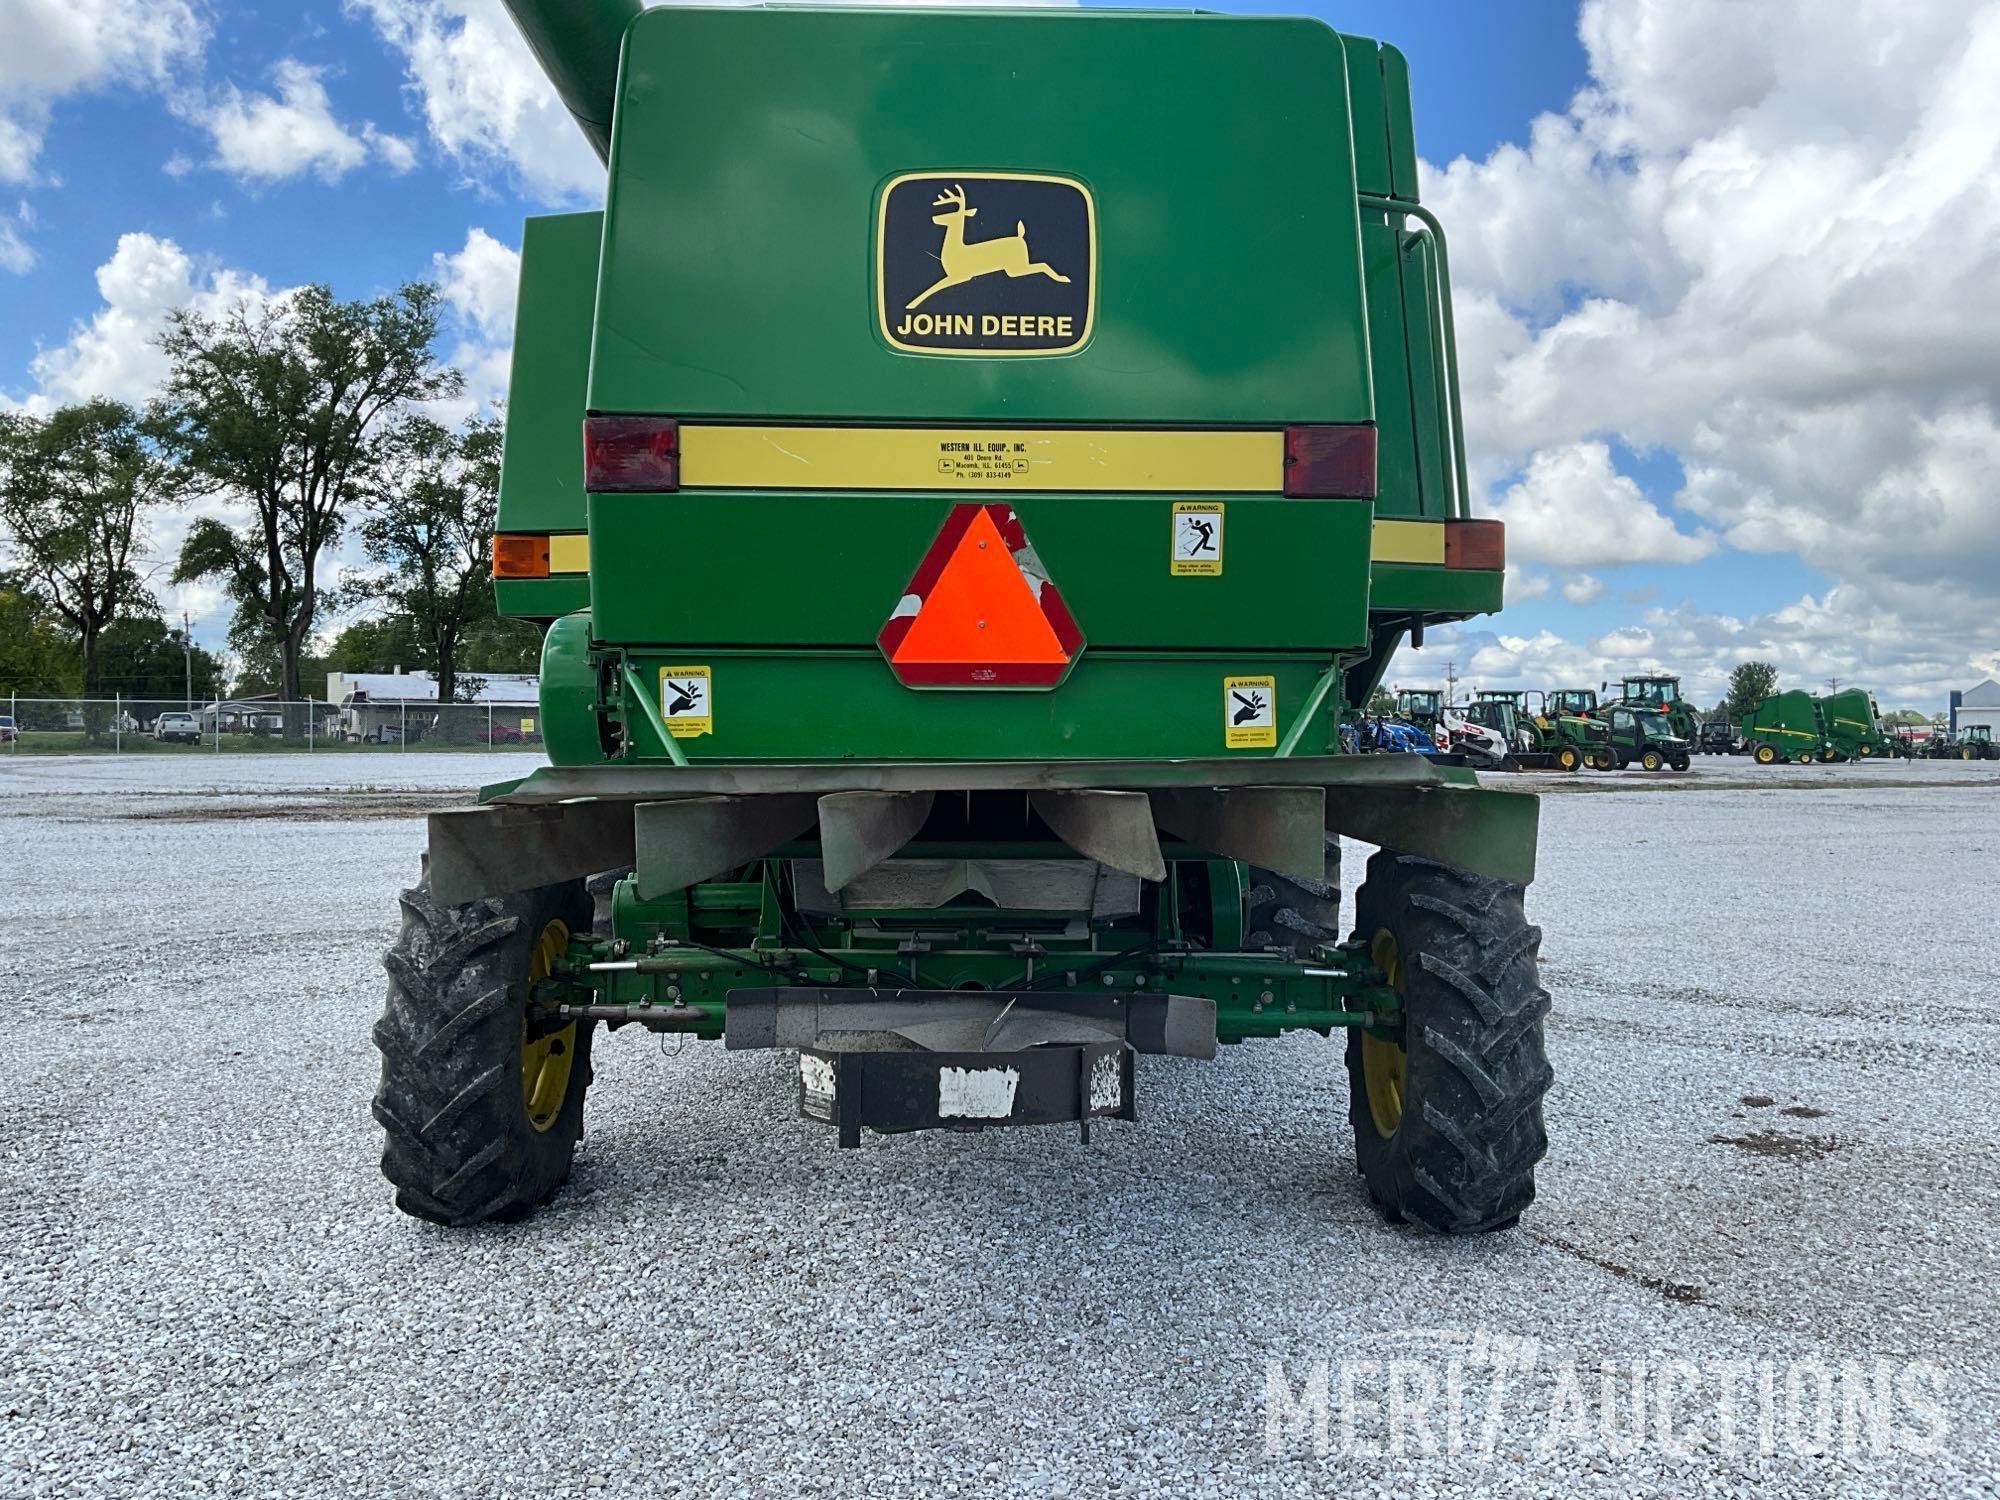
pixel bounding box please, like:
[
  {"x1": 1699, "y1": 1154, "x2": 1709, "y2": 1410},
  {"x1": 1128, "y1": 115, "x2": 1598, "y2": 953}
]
[
  {"x1": 677, "y1": 425, "x2": 1284, "y2": 493},
  {"x1": 547, "y1": 534, "x2": 590, "y2": 574},
  {"x1": 1370, "y1": 518, "x2": 1446, "y2": 565}
]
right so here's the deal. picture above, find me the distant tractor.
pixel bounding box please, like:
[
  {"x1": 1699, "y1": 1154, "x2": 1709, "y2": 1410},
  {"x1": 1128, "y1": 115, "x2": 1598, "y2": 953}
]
[
  {"x1": 1693, "y1": 716, "x2": 1740, "y2": 755},
  {"x1": 1394, "y1": 688, "x2": 1445, "y2": 732},
  {"x1": 1548, "y1": 688, "x2": 1598, "y2": 718},
  {"x1": 1952, "y1": 725, "x2": 1998, "y2": 760},
  {"x1": 1601, "y1": 704, "x2": 1690, "y2": 771},
  {"x1": 1741, "y1": 690, "x2": 1831, "y2": 765},
  {"x1": 1606, "y1": 675, "x2": 1699, "y2": 741}
]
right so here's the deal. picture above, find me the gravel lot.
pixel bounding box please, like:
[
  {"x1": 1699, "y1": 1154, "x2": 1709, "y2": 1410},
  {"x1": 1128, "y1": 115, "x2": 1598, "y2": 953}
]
[{"x1": 3, "y1": 754, "x2": 1997, "y2": 1498}]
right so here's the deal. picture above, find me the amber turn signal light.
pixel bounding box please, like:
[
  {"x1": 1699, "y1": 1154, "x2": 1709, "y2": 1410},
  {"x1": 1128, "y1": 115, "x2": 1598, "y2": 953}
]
[{"x1": 492, "y1": 532, "x2": 551, "y2": 579}]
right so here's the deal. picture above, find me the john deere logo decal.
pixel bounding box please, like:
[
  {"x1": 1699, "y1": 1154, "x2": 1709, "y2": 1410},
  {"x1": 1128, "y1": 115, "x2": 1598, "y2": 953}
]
[{"x1": 877, "y1": 172, "x2": 1095, "y2": 356}]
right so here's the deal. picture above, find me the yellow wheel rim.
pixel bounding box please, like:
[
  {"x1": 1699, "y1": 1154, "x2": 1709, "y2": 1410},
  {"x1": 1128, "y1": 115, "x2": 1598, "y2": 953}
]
[
  {"x1": 521, "y1": 918, "x2": 576, "y2": 1133},
  {"x1": 1363, "y1": 929, "x2": 1408, "y2": 1138}
]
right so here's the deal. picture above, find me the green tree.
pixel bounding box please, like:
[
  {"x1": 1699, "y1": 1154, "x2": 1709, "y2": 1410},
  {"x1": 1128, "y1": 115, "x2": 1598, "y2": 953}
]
[
  {"x1": 321, "y1": 614, "x2": 430, "y2": 682},
  {"x1": 1725, "y1": 661, "x2": 1779, "y2": 721},
  {"x1": 0, "y1": 586, "x2": 80, "y2": 697},
  {"x1": 0, "y1": 399, "x2": 182, "y2": 704},
  {"x1": 344, "y1": 413, "x2": 501, "y2": 702},
  {"x1": 460, "y1": 614, "x2": 543, "y2": 675},
  {"x1": 157, "y1": 283, "x2": 461, "y2": 718},
  {"x1": 99, "y1": 613, "x2": 223, "y2": 707}
]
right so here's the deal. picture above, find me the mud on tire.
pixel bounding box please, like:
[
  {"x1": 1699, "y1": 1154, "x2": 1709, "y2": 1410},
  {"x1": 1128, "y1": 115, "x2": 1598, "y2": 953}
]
[
  {"x1": 1346, "y1": 852, "x2": 1552, "y2": 1233},
  {"x1": 1245, "y1": 836, "x2": 1342, "y2": 956},
  {"x1": 373, "y1": 875, "x2": 595, "y2": 1226}
]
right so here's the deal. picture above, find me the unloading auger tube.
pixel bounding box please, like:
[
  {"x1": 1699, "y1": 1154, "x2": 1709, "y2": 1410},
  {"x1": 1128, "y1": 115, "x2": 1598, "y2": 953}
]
[
  {"x1": 499, "y1": 0, "x2": 641, "y2": 161},
  {"x1": 373, "y1": 3, "x2": 1553, "y2": 1236}
]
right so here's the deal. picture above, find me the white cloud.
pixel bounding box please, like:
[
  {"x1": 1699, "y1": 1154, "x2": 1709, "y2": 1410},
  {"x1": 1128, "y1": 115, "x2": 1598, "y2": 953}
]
[
  {"x1": 1487, "y1": 441, "x2": 1712, "y2": 567},
  {"x1": 0, "y1": 0, "x2": 205, "y2": 183},
  {"x1": 17, "y1": 232, "x2": 273, "y2": 413},
  {"x1": 429, "y1": 225, "x2": 520, "y2": 411},
  {"x1": 1423, "y1": 0, "x2": 2000, "y2": 699},
  {"x1": 0, "y1": 202, "x2": 32, "y2": 273},
  {"x1": 347, "y1": 0, "x2": 603, "y2": 204},
  {"x1": 436, "y1": 226, "x2": 519, "y2": 343},
  {"x1": 198, "y1": 60, "x2": 412, "y2": 184},
  {"x1": 1560, "y1": 572, "x2": 1605, "y2": 605}
]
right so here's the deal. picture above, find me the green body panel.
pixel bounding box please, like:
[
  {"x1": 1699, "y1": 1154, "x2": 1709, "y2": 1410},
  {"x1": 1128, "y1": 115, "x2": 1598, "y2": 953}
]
[
  {"x1": 495, "y1": 576, "x2": 588, "y2": 620},
  {"x1": 1741, "y1": 690, "x2": 1829, "y2": 759},
  {"x1": 589, "y1": 493, "x2": 1370, "y2": 650},
  {"x1": 591, "y1": 7, "x2": 1372, "y2": 424},
  {"x1": 1817, "y1": 688, "x2": 1890, "y2": 759},
  {"x1": 1366, "y1": 562, "x2": 1499, "y2": 614},
  {"x1": 605, "y1": 650, "x2": 1341, "y2": 762},
  {"x1": 496, "y1": 212, "x2": 601, "y2": 537},
  {"x1": 538, "y1": 612, "x2": 604, "y2": 767}
]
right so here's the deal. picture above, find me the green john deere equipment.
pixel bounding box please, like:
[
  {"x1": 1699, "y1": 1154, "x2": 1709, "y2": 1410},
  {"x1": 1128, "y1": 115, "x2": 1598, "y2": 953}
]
[
  {"x1": 1393, "y1": 688, "x2": 1445, "y2": 733},
  {"x1": 374, "y1": 1, "x2": 1552, "y2": 1235},
  {"x1": 1948, "y1": 725, "x2": 1998, "y2": 760},
  {"x1": 1816, "y1": 688, "x2": 1893, "y2": 761},
  {"x1": 1600, "y1": 704, "x2": 1691, "y2": 771},
  {"x1": 1548, "y1": 689, "x2": 1618, "y2": 769},
  {"x1": 1741, "y1": 690, "x2": 1831, "y2": 765},
  {"x1": 1475, "y1": 690, "x2": 1610, "y2": 772},
  {"x1": 1606, "y1": 675, "x2": 1699, "y2": 741}
]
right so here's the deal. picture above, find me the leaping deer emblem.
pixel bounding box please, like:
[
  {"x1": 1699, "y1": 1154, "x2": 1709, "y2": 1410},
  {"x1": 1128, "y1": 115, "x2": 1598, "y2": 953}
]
[{"x1": 906, "y1": 184, "x2": 1072, "y2": 310}]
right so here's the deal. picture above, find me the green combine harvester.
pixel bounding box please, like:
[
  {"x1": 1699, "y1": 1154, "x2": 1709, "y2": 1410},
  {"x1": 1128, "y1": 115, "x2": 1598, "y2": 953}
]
[{"x1": 374, "y1": 1, "x2": 1551, "y2": 1235}]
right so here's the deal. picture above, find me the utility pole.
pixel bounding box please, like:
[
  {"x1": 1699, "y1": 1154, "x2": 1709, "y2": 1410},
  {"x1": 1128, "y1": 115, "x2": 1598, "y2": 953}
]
[
  {"x1": 1443, "y1": 659, "x2": 1459, "y2": 705},
  {"x1": 183, "y1": 609, "x2": 193, "y2": 710},
  {"x1": 1825, "y1": 676, "x2": 1841, "y2": 693}
]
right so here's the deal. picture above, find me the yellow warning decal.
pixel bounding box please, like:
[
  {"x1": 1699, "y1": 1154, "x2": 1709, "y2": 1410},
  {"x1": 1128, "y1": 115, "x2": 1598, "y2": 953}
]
[
  {"x1": 1171, "y1": 503, "x2": 1224, "y2": 576},
  {"x1": 659, "y1": 665, "x2": 712, "y2": 739},
  {"x1": 547, "y1": 534, "x2": 589, "y2": 574},
  {"x1": 1224, "y1": 675, "x2": 1277, "y2": 749},
  {"x1": 678, "y1": 426, "x2": 1282, "y2": 493},
  {"x1": 1371, "y1": 519, "x2": 1447, "y2": 565}
]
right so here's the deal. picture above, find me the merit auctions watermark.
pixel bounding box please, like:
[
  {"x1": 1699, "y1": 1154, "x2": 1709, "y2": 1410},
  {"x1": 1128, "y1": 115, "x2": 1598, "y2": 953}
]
[{"x1": 1265, "y1": 1331, "x2": 1948, "y2": 1460}]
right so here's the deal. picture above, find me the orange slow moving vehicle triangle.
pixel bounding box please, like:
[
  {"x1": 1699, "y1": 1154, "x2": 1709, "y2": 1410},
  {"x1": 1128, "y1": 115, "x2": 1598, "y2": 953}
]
[{"x1": 878, "y1": 503, "x2": 1084, "y2": 687}]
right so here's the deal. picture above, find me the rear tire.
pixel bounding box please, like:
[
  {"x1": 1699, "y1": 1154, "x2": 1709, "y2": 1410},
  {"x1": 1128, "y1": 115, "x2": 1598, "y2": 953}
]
[
  {"x1": 373, "y1": 875, "x2": 595, "y2": 1227},
  {"x1": 1345, "y1": 853, "x2": 1552, "y2": 1233},
  {"x1": 1555, "y1": 745, "x2": 1580, "y2": 772},
  {"x1": 1754, "y1": 742, "x2": 1777, "y2": 765},
  {"x1": 1641, "y1": 748, "x2": 1664, "y2": 771},
  {"x1": 1245, "y1": 837, "x2": 1341, "y2": 956}
]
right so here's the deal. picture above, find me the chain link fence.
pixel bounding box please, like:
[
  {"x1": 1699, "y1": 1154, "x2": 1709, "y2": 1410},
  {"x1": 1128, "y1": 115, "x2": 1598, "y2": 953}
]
[{"x1": 0, "y1": 697, "x2": 545, "y2": 754}]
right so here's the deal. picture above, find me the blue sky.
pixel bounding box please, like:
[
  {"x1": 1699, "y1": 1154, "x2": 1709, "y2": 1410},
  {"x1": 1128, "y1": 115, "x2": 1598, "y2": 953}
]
[{"x1": 3, "y1": 0, "x2": 1994, "y2": 708}]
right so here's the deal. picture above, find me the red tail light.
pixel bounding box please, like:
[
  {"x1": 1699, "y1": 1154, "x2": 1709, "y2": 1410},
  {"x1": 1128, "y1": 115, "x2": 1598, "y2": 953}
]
[
  {"x1": 1283, "y1": 424, "x2": 1377, "y2": 498},
  {"x1": 584, "y1": 415, "x2": 679, "y2": 492},
  {"x1": 1444, "y1": 519, "x2": 1506, "y2": 570}
]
